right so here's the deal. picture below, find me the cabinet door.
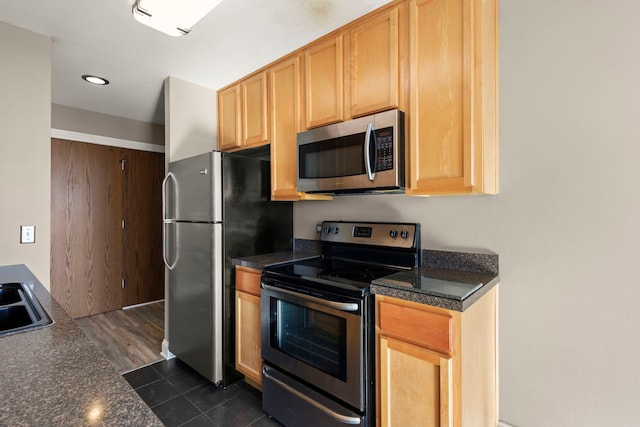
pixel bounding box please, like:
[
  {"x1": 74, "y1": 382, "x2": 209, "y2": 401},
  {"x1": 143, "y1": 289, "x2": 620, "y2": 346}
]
[
  {"x1": 235, "y1": 290, "x2": 262, "y2": 388},
  {"x1": 408, "y1": 0, "x2": 498, "y2": 195},
  {"x1": 218, "y1": 84, "x2": 242, "y2": 151},
  {"x1": 242, "y1": 71, "x2": 269, "y2": 147},
  {"x1": 270, "y1": 55, "x2": 303, "y2": 200},
  {"x1": 349, "y1": 4, "x2": 404, "y2": 117},
  {"x1": 305, "y1": 35, "x2": 344, "y2": 128},
  {"x1": 379, "y1": 335, "x2": 453, "y2": 427}
]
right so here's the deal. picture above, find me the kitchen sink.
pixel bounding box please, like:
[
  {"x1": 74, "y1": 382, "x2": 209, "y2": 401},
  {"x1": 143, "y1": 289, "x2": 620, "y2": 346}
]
[{"x1": 0, "y1": 282, "x2": 52, "y2": 337}]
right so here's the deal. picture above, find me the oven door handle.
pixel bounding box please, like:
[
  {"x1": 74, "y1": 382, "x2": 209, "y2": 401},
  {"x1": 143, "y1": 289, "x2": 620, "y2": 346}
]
[
  {"x1": 263, "y1": 367, "x2": 362, "y2": 425},
  {"x1": 262, "y1": 284, "x2": 359, "y2": 312}
]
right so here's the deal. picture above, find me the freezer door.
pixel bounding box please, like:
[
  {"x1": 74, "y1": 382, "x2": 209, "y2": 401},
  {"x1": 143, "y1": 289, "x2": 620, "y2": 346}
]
[
  {"x1": 167, "y1": 222, "x2": 223, "y2": 383},
  {"x1": 165, "y1": 151, "x2": 222, "y2": 222}
]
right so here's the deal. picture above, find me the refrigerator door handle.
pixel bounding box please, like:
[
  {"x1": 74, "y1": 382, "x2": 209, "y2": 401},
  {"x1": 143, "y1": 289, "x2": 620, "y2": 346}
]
[
  {"x1": 162, "y1": 221, "x2": 178, "y2": 270},
  {"x1": 162, "y1": 171, "x2": 176, "y2": 220}
]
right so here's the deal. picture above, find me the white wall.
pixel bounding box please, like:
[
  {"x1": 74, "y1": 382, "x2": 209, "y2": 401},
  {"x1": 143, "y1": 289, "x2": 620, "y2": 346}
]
[
  {"x1": 164, "y1": 76, "x2": 217, "y2": 162},
  {"x1": 0, "y1": 22, "x2": 51, "y2": 287},
  {"x1": 295, "y1": 0, "x2": 640, "y2": 425},
  {"x1": 51, "y1": 104, "x2": 165, "y2": 146},
  {"x1": 162, "y1": 76, "x2": 217, "y2": 356}
]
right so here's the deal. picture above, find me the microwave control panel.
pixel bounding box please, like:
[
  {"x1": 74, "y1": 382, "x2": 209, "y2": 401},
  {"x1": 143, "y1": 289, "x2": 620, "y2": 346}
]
[{"x1": 375, "y1": 127, "x2": 394, "y2": 172}]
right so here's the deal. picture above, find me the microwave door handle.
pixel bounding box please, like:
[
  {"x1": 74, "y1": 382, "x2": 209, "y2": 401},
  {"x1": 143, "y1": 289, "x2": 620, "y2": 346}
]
[{"x1": 364, "y1": 122, "x2": 376, "y2": 181}]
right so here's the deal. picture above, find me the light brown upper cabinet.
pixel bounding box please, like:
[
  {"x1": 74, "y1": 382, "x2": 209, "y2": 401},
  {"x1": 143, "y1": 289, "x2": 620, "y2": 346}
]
[
  {"x1": 217, "y1": 71, "x2": 269, "y2": 151},
  {"x1": 217, "y1": 83, "x2": 242, "y2": 151},
  {"x1": 242, "y1": 71, "x2": 269, "y2": 147},
  {"x1": 407, "y1": 0, "x2": 498, "y2": 195},
  {"x1": 304, "y1": 4, "x2": 407, "y2": 129},
  {"x1": 270, "y1": 55, "x2": 304, "y2": 200},
  {"x1": 216, "y1": 0, "x2": 499, "y2": 197},
  {"x1": 304, "y1": 35, "x2": 345, "y2": 129},
  {"x1": 349, "y1": 3, "x2": 406, "y2": 118},
  {"x1": 270, "y1": 55, "x2": 332, "y2": 201}
]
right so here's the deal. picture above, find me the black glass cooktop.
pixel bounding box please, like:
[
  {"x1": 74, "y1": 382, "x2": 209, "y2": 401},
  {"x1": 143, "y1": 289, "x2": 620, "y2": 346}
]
[{"x1": 262, "y1": 256, "x2": 410, "y2": 298}]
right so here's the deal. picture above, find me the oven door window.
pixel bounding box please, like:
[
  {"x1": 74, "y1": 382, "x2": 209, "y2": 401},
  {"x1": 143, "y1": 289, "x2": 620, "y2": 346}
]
[{"x1": 271, "y1": 299, "x2": 347, "y2": 381}]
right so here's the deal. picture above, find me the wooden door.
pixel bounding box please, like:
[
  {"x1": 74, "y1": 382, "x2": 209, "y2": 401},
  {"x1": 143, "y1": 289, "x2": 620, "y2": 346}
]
[
  {"x1": 51, "y1": 139, "x2": 124, "y2": 318},
  {"x1": 305, "y1": 35, "x2": 345, "y2": 128},
  {"x1": 379, "y1": 335, "x2": 453, "y2": 427},
  {"x1": 122, "y1": 149, "x2": 165, "y2": 307},
  {"x1": 242, "y1": 71, "x2": 269, "y2": 147},
  {"x1": 349, "y1": 4, "x2": 404, "y2": 117},
  {"x1": 218, "y1": 83, "x2": 243, "y2": 150}
]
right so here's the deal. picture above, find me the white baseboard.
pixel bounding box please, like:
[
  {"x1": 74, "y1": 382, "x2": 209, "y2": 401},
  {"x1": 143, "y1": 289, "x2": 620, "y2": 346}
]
[
  {"x1": 161, "y1": 339, "x2": 175, "y2": 360},
  {"x1": 498, "y1": 421, "x2": 516, "y2": 427}
]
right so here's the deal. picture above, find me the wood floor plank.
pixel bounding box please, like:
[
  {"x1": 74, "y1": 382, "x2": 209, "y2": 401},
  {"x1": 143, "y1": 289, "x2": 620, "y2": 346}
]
[{"x1": 75, "y1": 301, "x2": 164, "y2": 373}]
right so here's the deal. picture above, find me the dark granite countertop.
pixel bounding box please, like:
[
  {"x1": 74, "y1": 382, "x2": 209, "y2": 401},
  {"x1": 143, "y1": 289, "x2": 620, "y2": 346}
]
[
  {"x1": 233, "y1": 243, "x2": 499, "y2": 312},
  {"x1": 232, "y1": 250, "x2": 320, "y2": 270},
  {"x1": 0, "y1": 264, "x2": 162, "y2": 426},
  {"x1": 371, "y1": 249, "x2": 499, "y2": 311}
]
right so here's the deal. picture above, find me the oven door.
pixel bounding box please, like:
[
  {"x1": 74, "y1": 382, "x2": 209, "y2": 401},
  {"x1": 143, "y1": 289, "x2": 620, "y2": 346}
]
[{"x1": 261, "y1": 281, "x2": 365, "y2": 411}]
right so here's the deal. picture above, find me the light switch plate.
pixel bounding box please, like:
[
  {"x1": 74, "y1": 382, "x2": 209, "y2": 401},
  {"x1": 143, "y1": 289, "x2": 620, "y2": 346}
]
[{"x1": 20, "y1": 225, "x2": 35, "y2": 244}]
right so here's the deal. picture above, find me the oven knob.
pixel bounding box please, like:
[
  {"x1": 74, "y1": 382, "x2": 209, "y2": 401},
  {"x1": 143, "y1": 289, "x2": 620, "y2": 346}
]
[
  {"x1": 400, "y1": 230, "x2": 410, "y2": 239},
  {"x1": 323, "y1": 226, "x2": 330, "y2": 234},
  {"x1": 332, "y1": 226, "x2": 340, "y2": 234},
  {"x1": 389, "y1": 229, "x2": 398, "y2": 238}
]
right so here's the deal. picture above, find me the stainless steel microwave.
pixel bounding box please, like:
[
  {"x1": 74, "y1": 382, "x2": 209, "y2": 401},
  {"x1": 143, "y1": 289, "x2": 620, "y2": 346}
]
[{"x1": 297, "y1": 109, "x2": 405, "y2": 194}]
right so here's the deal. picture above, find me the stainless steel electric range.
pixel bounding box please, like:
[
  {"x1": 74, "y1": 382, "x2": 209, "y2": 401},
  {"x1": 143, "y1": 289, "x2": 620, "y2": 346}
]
[{"x1": 260, "y1": 221, "x2": 420, "y2": 427}]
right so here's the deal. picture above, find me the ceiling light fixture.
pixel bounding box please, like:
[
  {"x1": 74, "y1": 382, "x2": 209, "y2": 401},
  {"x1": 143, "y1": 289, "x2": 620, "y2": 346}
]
[
  {"x1": 82, "y1": 75, "x2": 109, "y2": 85},
  {"x1": 132, "y1": 0, "x2": 224, "y2": 37}
]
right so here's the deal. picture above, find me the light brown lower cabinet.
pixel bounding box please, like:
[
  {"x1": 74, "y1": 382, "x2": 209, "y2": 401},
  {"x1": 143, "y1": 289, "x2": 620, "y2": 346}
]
[
  {"x1": 376, "y1": 286, "x2": 498, "y2": 426},
  {"x1": 235, "y1": 266, "x2": 263, "y2": 390}
]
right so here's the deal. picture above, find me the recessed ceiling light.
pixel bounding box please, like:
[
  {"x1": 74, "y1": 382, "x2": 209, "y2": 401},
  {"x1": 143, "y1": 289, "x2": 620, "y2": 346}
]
[
  {"x1": 82, "y1": 75, "x2": 109, "y2": 85},
  {"x1": 132, "y1": 0, "x2": 224, "y2": 37}
]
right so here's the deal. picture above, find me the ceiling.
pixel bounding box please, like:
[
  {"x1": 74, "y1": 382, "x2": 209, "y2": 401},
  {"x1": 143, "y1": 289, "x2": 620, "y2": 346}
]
[{"x1": 0, "y1": 0, "x2": 390, "y2": 125}]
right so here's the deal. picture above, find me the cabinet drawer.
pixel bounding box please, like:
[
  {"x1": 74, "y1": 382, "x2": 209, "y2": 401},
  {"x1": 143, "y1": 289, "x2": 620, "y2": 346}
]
[
  {"x1": 379, "y1": 300, "x2": 452, "y2": 353},
  {"x1": 235, "y1": 267, "x2": 262, "y2": 297}
]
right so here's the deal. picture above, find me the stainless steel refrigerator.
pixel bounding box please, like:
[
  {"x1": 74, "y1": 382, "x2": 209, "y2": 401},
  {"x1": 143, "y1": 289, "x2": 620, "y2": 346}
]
[{"x1": 162, "y1": 150, "x2": 292, "y2": 385}]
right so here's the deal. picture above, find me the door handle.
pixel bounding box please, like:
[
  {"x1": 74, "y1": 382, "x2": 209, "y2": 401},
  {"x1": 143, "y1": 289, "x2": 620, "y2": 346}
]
[
  {"x1": 262, "y1": 284, "x2": 359, "y2": 312},
  {"x1": 162, "y1": 221, "x2": 178, "y2": 270},
  {"x1": 363, "y1": 122, "x2": 376, "y2": 181},
  {"x1": 162, "y1": 171, "x2": 176, "y2": 220},
  {"x1": 263, "y1": 366, "x2": 362, "y2": 425}
]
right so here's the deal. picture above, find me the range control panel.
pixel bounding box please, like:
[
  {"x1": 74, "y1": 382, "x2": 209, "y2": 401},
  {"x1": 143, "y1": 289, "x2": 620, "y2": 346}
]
[{"x1": 320, "y1": 221, "x2": 419, "y2": 249}]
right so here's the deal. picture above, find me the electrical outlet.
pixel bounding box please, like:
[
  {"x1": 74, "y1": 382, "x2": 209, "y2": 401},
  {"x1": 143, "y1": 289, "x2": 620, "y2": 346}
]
[{"x1": 20, "y1": 225, "x2": 35, "y2": 244}]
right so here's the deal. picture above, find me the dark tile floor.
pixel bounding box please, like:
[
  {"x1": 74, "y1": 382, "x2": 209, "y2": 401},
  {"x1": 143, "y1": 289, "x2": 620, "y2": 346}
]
[{"x1": 123, "y1": 359, "x2": 282, "y2": 427}]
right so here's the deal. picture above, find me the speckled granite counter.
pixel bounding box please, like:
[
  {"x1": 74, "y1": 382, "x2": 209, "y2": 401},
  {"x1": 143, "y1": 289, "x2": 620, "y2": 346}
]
[
  {"x1": 371, "y1": 250, "x2": 499, "y2": 311},
  {"x1": 232, "y1": 250, "x2": 319, "y2": 270},
  {"x1": 232, "y1": 239, "x2": 321, "y2": 270},
  {"x1": 0, "y1": 265, "x2": 162, "y2": 427},
  {"x1": 233, "y1": 243, "x2": 498, "y2": 312}
]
